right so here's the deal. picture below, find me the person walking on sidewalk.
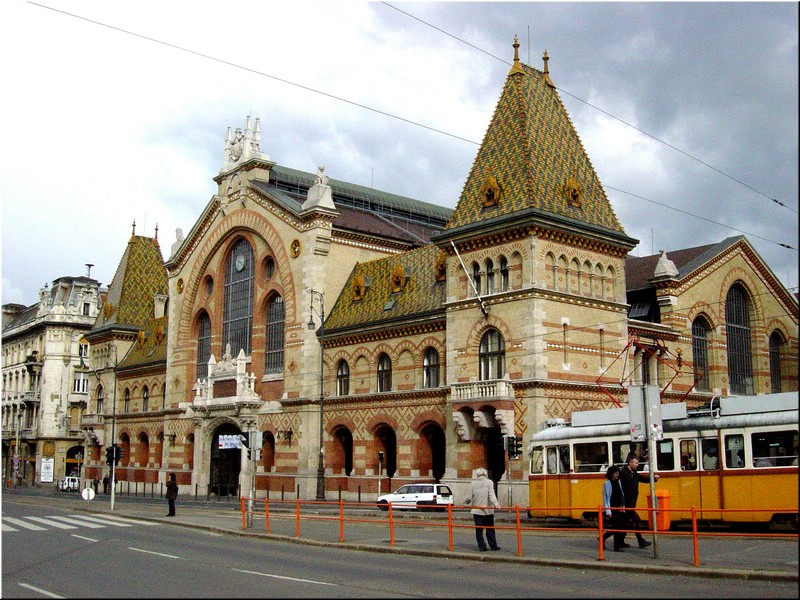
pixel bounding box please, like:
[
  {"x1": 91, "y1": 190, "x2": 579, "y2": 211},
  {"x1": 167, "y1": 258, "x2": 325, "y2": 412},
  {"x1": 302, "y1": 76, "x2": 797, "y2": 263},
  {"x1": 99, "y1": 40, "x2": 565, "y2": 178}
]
[
  {"x1": 620, "y1": 454, "x2": 658, "y2": 548},
  {"x1": 601, "y1": 465, "x2": 627, "y2": 552},
  {"x1": 464, "y1": 468, "x2": 501, "y2": 552},
  {"x1": 166, "y1": 473, "x2": 178, "y2": 516}
]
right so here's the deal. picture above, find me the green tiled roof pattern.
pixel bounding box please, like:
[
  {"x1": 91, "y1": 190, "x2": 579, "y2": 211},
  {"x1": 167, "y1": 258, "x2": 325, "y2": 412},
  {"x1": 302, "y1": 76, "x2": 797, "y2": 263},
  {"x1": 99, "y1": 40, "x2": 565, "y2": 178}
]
[
  {"x1": 118, "y1": 316, "x2": 168, "y2": 370},
  {"x1": 324, "y1": 245, "x2": 445, "y2": 332},
  {"x1": 94, "y1": 236, "x2": 167, "y2": 331},
  {"x1": 446, "y1": 64, "x2": 624, "y2": 234}
]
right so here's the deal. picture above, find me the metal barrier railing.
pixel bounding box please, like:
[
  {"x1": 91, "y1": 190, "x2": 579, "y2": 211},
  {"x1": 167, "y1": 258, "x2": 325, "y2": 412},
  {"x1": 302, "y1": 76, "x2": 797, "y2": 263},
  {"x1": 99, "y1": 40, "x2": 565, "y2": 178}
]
[{"x1": 238, "y1": 497, "x2": 797, "y2": 569}]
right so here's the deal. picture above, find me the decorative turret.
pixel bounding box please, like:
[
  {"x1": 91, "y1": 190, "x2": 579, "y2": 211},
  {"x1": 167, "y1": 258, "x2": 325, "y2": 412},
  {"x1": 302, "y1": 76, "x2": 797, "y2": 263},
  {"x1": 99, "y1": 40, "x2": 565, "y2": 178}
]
[{"x1": 220, "y1": 115, "x2": 272, "y2": 174}]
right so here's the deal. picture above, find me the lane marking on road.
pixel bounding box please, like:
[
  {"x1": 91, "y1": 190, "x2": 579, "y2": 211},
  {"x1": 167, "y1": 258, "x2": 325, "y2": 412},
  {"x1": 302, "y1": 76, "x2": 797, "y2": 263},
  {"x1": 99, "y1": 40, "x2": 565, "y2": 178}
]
[
  {"x1": 231, "y1": 568, "x2": 336, "y2": 586},
  {"x1": 2, "y1": 523, "x2": 19, "y2": 531},
  {"x1": 71, "y1": 534, "x2": 99, "y2": 542},
  {"x1": 24, "y1": 517, "x2": 78, "y2": 529},
  {"x1": 17, "y1": 582, "x2": 65, "y2": 598},
  {"x1": 128, "y1": 547, "x2": 181, "y2": 559},
  {"x1": 68, "y1": 514, "x2": 132, "y2": 527},
  {"x1": 2, "y1": 517, "x2": 47, "y2": 530}
]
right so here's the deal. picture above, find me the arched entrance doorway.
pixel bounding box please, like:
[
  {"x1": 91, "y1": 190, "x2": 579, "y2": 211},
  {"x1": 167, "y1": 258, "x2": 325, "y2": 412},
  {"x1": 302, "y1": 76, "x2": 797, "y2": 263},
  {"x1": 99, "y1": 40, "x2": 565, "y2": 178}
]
[
  {"x1": 419, "y1": 423, "x2": 446, "y2": 482},
  {"x1": 210, "y1": 423, "x2": 242, "y2": 497},
  {"x1": 483, "y1": 428, "x2": 506, "y2": 493}
]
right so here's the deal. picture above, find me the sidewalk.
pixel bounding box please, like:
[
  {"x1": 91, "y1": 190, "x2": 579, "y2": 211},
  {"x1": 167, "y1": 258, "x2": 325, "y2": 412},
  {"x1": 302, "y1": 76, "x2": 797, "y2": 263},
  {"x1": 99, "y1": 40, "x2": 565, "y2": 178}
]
[{"x1": 6, "y1": 488, "x2": 797, "y2": 582}]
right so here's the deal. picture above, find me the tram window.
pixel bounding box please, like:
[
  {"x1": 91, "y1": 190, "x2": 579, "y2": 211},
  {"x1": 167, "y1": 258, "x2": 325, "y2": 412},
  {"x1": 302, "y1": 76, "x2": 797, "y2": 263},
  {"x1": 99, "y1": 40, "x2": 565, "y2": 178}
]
[
  {"x1": 573, "y1": 442, "x2": 609, "y2": 472},
  {"x1": 546, "y1": 445, "x2": 570, "y2": 473},
  {"x1": 531, "y1": 447, "x2": 544, "y2": 474},
  {"x1": 546, "y1": 448, "x2": 558, "y2": 474},
  {"x1": 752, "y1": 430, "x2": 798, "y2": 467},
  {"x1": 612, "y1": 441, "x2": 645, "y2": 466},
  {"x1": 701, "y1": 439, "x2": 719, "y2": 470},
  {"x1": 656, "y1": 439, "x2": 675, "y2": 471},
  {"x1": 724, "y1": 434, "x2": 744, "y2": 468},
  {"x1": 679, "y1": 440, "x2": 697, "y2": 471}
]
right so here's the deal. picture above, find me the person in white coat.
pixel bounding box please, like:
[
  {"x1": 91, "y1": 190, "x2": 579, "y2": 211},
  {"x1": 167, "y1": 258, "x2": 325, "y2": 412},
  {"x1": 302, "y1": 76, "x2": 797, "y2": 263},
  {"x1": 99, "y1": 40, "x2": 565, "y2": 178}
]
[{"x1": 464, "y1": 468, "x2": 501, "y2": 551}]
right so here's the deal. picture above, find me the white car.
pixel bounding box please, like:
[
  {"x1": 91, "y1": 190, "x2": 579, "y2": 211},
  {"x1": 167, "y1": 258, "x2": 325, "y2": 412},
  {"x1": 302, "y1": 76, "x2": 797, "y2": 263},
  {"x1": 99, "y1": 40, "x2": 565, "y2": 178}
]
[
  {"x1": 376, "y1": 483, "x2": 454, "y2": 511},
  {"x1": 57, "y1": 476, "x2": 80, "y2": 492}
]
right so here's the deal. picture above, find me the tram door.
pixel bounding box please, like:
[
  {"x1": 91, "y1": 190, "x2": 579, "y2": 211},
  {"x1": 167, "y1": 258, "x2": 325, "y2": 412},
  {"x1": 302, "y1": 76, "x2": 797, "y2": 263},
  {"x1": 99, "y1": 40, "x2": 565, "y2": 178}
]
[{"x1": 210, "y1": 424, "x2": 242, "y2": 497}]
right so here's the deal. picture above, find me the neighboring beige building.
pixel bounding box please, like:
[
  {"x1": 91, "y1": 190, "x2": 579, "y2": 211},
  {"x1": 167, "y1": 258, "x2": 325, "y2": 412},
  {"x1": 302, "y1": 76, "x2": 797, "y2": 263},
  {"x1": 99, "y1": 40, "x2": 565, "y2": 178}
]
[
  {"x1": 8, "y1": 40, "x2": 796, "y2": 505},
  {"x1": 2, "y1": 273, "x2": 102, "y2": 484}
]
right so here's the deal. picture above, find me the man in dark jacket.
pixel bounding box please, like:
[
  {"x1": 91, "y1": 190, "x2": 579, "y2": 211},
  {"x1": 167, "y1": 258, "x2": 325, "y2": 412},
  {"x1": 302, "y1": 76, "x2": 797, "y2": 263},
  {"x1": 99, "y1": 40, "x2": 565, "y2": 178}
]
[
  {"x1": 619, "y1": 454, "x2": 658, "y2": 548},
  {"x1": 166, "y1": 473, "x2": 178, "y2": 516}
]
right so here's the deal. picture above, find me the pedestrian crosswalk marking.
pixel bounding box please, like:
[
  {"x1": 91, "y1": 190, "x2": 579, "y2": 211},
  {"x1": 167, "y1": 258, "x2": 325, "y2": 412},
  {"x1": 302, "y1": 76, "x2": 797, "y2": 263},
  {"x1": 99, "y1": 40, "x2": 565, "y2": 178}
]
[
  {"x1": 2, "y1": 513, "x2": 160, "y2": 533},
  {"x1": 2, "y1": 517, "x2": 47, "y2": 531},
  {"x1": 100, "y1": 514, "x2": 159, "y2": 526},
  {"x1": 68, "y1": 514, "x2": 132, "y2": 527},
  {"x1": 41, "y1": 516, "x2": 106, "y2": 529},
  {"x1": 24, "y1": 517, "x2": 78, "y2": 529}
]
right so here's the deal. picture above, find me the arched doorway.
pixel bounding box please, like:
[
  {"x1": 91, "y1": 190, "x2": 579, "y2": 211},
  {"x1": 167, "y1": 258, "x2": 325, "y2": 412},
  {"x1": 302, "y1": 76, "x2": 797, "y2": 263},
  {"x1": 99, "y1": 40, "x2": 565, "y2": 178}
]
[
  {"x1": 210, "y1": 423, "x2": 242, "y2": 497},
  {"x1": 483, "y1": 428, "x2": 505, "y2": 493},
  {"x1": 419, "y1": 423, "x2": 446, "y2": 482}
]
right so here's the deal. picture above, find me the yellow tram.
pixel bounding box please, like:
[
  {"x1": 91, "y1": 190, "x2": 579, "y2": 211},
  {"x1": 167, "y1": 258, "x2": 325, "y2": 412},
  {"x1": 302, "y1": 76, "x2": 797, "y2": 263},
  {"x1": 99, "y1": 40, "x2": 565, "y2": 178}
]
[{"x1": 527, "y1": 392, "x2": 798, "y2": 528}]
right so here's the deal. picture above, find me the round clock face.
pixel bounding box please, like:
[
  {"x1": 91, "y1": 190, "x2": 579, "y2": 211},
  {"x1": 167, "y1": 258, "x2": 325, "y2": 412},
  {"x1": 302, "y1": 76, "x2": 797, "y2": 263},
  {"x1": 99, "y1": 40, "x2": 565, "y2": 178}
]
[{"x1": 235, "y1": 254, "x2": 246, "y2": 272}]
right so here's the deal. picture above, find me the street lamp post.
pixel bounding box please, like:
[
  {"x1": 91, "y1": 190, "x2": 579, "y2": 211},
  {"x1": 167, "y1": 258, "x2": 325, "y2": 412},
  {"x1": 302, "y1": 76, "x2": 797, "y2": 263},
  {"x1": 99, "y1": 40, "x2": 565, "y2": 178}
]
[
  {"x1": 109, "y1": 346, "x2": 118, "y2": 511},
  {"x1": 307, "y1": 288, "x2": 325, "y2": 501}
]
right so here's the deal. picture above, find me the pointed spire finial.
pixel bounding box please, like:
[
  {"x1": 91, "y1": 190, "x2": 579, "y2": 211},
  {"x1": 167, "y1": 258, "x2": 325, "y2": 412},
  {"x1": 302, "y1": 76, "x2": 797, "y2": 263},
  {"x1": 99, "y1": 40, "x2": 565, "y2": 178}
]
[
  {"x1": 132, "y1": 220, "x2": 136, "y2": 236},
  {"x1": 542, "y1": 49, "x2": 555, "y2": 87},
  {"x1": 154, "y1": 223, "x2": 159, "y2": 242},
  {"x1": 508, "y1": 35, "x2": 524, "y2": 76}
]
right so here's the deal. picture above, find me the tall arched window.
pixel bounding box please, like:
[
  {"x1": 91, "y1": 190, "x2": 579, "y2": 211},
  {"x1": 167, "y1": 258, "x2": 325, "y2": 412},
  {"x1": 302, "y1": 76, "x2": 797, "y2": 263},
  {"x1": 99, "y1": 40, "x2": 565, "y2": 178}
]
[
  {"x1": 691, "y1": 316, "x2": 711, "y2": 391},
  {"x1": 479, "y1": 329, "x2": 505, "y2": 380},
  {"x1": 423, "y1": 347, "x2": 440, "y2": 388},
  {"x1": 485, "y1": 259, "x2": 495, "y2": 294},
  {"x1": 196, "y1": 312, "x2": 211, "y2": 380},
  {"x1": 377, "y1": 353, "x2": 392, "y2": 392},
  {"x1": 769, "y1": 331, "x2": 784, "y2": 393},
  {"x1": 499, "y1": 256, "x2": 509, "y2": 291},
  {"x1": 725, "y1": 283, "x2": 753, "y2": 395},
  {"x1": 96, "y1": 385, "x2": 104, "y2": 415},
  {"x1": 223, "y1": 238, "x2": 254, "y2": 356},
  {"x1": 471, "y1": 262, "x2": 481, "y2": 296},
  {"x1": 336, "y1": 360, "x2": 350, "y2": 396},
  {"x1": 124, "y1": 388, "x2": 130, "y2": 413},
  {"x1": 264, "y1": 295, "x2": 285, "y2": 374},
  {"x1": 142, "y1": 386, "x2": 149, "y2": 412}
]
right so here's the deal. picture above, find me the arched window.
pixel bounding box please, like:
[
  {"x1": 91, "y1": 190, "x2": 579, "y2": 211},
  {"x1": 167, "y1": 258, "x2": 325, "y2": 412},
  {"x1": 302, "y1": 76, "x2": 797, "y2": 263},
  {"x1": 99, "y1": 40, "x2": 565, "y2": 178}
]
[
  {"x1": 499, "y1": 256, "x2": 509, "y2": 291},
  {"x1": 96, "y1": 385, "x2": 104, "y2": 415},
  {"x1": 479, "y1": 329, "x2": 505, "y2": 380},
  {"x1": 223, "y1": 238, "x2": 254, "y2": 356},
  {"x1": 196, "y1": 312, "x2": 211, "y2": 380},
  {"x1": 161, "y1": 383, "x2": 167, "y2": 410},
  {"x1": 423, "y1": 347, "x2": 440, "y2": 389},
  {"x1": 124, "y1": 388, "x2": 130, "y2": 413},
  {"x1": 336, "y1": 360, "x2": 350, "y2": 396},
  {"x1": 691, "y1": 316, "x2": 711, "y2": 391},
  {"x1": 264, "y1": 295, "x2": 285, "y2": 374},
  {"x1": 377, "y1": 353, "x2": 392, "y2": 392},
  {"x1": 769, "y1": 331, "x2": 784, "y2": 393},
  {"x1": 142, "y1": 386, "x2": 149, "y2": 412},
  {"x1": 471, "y1": 262, "x2": 481, "y2": 296},
  {"x1": 485, "y1": 259, "x2": 495, "y2": 294},
  {"x1": 725, "y1": 284, "x2": 753, "y2": 395}
]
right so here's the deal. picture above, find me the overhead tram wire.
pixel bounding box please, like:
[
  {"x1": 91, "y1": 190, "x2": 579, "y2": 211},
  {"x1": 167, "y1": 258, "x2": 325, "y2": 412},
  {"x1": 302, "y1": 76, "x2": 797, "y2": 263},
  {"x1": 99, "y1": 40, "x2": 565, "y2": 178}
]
[
  {"x1": 31, "y1": 2, "x2": 798, "y2": 252},
  {"x1": 381, "y1": 2, "x2": 798, "y2": 217}
]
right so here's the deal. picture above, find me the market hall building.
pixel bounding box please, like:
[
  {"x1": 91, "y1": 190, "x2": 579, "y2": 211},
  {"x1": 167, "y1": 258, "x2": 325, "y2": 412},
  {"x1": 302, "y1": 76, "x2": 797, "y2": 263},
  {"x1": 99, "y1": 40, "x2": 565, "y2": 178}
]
[{"x1": 4, "y1": 40, "x2": 797, "y2": 503}]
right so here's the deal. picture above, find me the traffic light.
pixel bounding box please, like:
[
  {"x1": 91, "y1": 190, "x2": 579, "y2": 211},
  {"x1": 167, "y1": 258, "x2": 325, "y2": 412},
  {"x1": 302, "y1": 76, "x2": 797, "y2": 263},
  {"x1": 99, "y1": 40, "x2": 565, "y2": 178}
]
[
  {"x1": 506, "y1": 435, "x2": 517, "y2": 459},
  {"x1": 114, "y1": 445, "x2": 124, "y2": 465},
  {"x1": 105, "y1": 446, "x2": 114, "y2": 466},
  {"x1": 239, "y1": 434, "x2": 251, "y2": 460},
  {"x1": 513, "y1": 437, "x2": 523, "y2": 459}
]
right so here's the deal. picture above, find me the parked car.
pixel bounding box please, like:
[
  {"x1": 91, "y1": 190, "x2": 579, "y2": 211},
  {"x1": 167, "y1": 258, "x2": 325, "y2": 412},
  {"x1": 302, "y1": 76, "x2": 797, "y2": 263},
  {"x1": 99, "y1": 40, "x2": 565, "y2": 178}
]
[
  {"x1": 376, "y1": 483, "x2": 454, "y2": 511},
  {"x1": 57, "y1": 476, "x2": 80, "y2": 492}
]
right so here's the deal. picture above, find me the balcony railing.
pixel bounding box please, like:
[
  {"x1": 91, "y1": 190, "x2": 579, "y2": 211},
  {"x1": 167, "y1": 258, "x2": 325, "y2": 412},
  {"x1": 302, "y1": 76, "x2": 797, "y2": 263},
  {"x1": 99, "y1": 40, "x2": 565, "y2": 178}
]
[{"x1": 450, "y1": 378, "x2": 514, "y2": 401}]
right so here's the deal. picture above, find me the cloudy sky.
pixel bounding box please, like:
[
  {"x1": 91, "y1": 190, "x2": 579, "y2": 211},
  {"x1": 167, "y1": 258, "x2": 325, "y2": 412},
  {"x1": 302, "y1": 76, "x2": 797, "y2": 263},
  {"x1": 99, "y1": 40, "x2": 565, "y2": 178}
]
[{"x1": 2, "y1": 1, "x2": 797, "y2": 307}]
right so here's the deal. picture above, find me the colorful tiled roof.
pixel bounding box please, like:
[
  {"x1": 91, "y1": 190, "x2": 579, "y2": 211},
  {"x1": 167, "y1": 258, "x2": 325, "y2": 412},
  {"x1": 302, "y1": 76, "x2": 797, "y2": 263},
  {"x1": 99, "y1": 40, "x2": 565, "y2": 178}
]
[
  {"x1": 118, "y1": 315, "x2": 168, "y2": 371},
  {"x1": 324, "y1": 244, "x2": 446, "y2": 333},
  {"x1": 93, "y1": 235, "x2": 168, "y2": 332},
  {"x1": 445, "y1": 53, "x2": 625, "y2": 236}
]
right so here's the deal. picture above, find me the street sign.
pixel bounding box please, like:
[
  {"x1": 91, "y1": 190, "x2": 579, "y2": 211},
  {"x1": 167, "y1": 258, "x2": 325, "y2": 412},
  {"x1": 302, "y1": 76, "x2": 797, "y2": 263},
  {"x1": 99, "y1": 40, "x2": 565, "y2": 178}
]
[{"x1": 81, "y1": 487, "x2": 95, "y2": 501}]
